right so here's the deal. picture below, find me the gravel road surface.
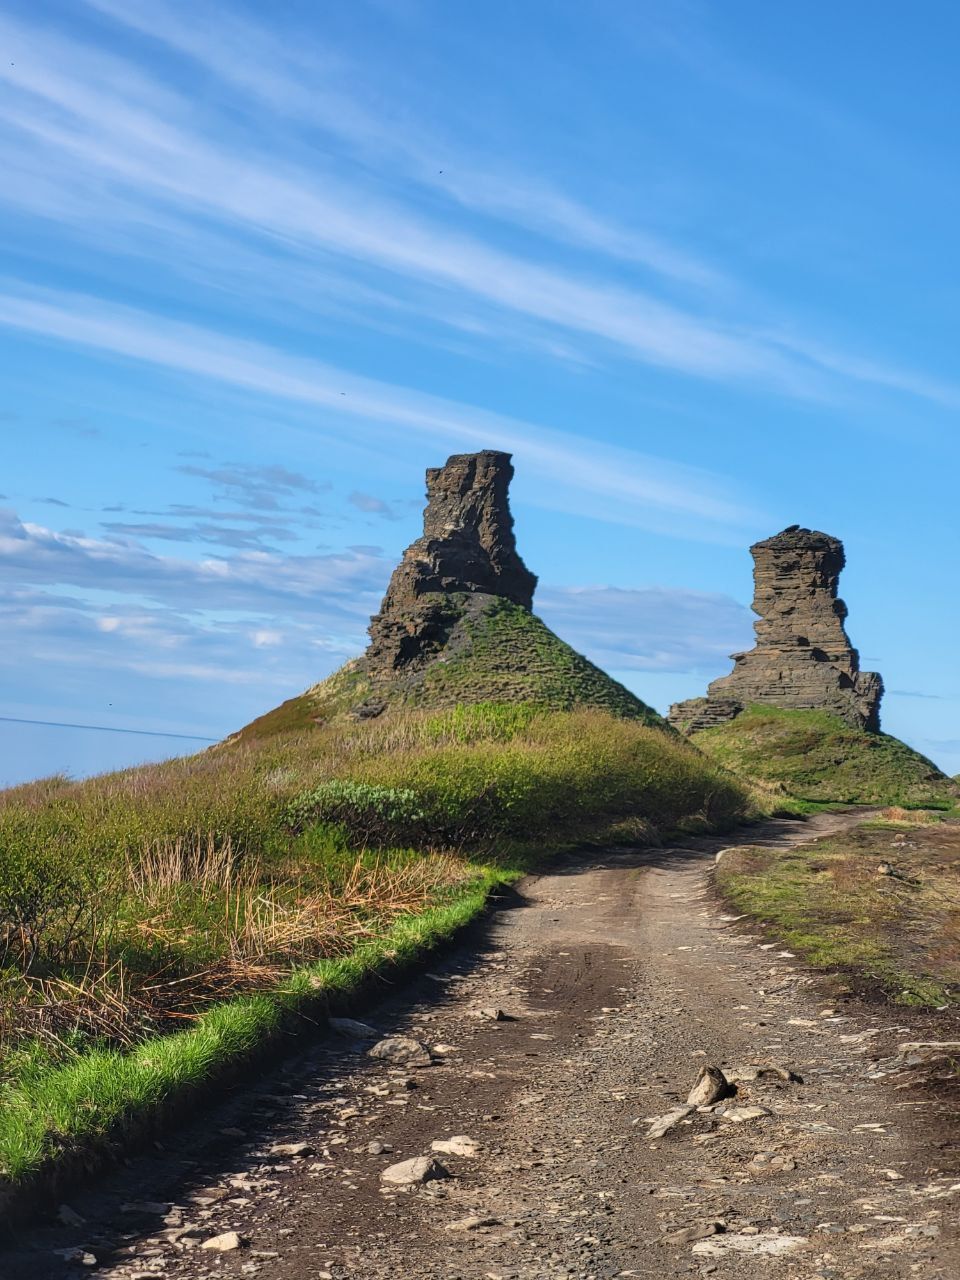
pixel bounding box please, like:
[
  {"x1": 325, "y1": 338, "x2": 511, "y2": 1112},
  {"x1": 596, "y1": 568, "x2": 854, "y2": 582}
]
[{"x1": 4, "y1": 811, "x2": 959, "y2": 1279}]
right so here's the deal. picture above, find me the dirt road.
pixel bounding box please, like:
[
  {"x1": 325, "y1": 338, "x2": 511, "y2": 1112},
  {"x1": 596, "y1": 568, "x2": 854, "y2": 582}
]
[{"x1": 5, "y1": 811, "x2": 960, "y2": 1279}]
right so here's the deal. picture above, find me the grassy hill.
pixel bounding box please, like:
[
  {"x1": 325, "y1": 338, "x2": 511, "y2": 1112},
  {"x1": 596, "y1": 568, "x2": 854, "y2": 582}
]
[
  {"x1": 692, "y1": 705, "x2": 959, "y2": 808},
  {"x1": 233, "y1": 595, "x2": 661, "y2": 743},
  {"x1": 0, "y1": 703, "x2": 754, "y2": 1195}
]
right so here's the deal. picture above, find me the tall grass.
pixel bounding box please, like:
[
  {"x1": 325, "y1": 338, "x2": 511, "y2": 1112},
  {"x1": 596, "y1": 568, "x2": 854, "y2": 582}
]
[{"x1": 0, "y1": 703, "x2": 756, "y2": 1190}]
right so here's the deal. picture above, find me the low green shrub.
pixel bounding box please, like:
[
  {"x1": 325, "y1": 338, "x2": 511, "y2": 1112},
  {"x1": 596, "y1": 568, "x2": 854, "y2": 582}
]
[{"x1": 286, "y1": 781, "x2": 426, "y2": 845}]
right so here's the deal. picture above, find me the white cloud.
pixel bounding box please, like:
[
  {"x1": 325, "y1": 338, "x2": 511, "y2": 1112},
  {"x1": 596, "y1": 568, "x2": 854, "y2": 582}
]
[
  {"x1": 537, "y1": 584, "x2": 752, "y2": 675},
  {"x1": 0, "y1": 508, "x2": 388, "y2": 621},
  {"x1": 2, "y1": 10, "x2": 955, "y2": 410},
  {"x1": 0, "y1": 285, "x2": 754, "y2": 539}
]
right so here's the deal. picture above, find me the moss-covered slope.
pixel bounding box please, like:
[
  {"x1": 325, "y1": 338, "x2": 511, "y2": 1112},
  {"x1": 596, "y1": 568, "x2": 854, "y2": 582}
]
[
  {"x1": 692, "y1": 705, "x2": 958, "y2": 808},
  {"x1": 397, "y1": 597, "x2": 658, "y2": 719},
  {"x1": 233, "y1": 596, "x2": 661, "y2": 743}
]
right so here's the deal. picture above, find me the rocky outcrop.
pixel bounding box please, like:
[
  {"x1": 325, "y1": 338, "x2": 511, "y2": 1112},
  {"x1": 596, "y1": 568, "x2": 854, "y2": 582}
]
[
  {"x1": 669, "y1": 525, "x2": 883, "y2": 733},
  {"x1": 363, "y1": 450, "x2": 537, "y2": 678},
  {"x1": 259, "y1": 449, "x2": 659, "y2": 726}
]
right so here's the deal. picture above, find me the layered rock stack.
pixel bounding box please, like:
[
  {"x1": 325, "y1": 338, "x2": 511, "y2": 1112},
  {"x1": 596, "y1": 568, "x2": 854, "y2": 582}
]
[
  {"x1": 232, "y1": 447, "x2": 662, "y2": 739},
  {"x1": 669, "y1": 525, "x2": 883, "y2": 734},
  {"x1": 363, "y1": 450, "x2": 538, "y2": 678}
]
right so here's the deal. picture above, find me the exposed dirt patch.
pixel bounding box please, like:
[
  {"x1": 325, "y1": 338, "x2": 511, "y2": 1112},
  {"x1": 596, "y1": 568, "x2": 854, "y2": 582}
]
[{"x1": 3, "y1": 811, "x2": 960, "y2": 1278}]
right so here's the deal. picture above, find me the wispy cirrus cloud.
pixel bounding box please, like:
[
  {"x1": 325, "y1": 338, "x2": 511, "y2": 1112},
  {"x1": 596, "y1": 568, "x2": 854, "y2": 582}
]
[
  {"x1": 1, "y1": 8, "x2": 955, "y2": 409},
  {"x1": 99, "y1": 519, "x2": 299, "y2": 552},
  {"x1": 537, "y1": 585, "x2": 752, "y2": 675},
  {"x1": 89, "y1": 463, "x2": 335, "y2": 554},
  {"x1": 348, "y1": 492, "x2": 404, "y2": 521},
  {"x1": 0, "y1": 283, "x2": 755, "y2": 541},
  {"x1": 889, "y1": 689, "x2": 947, "y2": 701},
  {"x1": 173, "y1": 462, "x2": 329, "y2": 511},
  {"x1": 80, "y1": 0, "x2": 724, "y2": 290}
]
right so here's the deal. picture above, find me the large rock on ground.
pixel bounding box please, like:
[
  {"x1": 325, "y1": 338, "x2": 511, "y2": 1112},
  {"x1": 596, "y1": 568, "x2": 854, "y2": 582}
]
[{"x1": 669, "y1": 525, "x2": 883, "y2": 733}]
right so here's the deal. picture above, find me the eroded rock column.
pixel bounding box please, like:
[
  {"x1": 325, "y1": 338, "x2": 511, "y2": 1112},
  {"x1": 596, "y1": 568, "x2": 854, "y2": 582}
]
[
  {"x1": 669, "y1": 525, "x2": 883, "y2": 733},
  {"x1": 363, "y1": 451, "x2": 537, "y2": 677}
]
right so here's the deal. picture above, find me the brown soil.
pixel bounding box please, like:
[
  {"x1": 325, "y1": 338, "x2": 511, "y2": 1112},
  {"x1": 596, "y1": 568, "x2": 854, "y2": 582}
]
[{"x1": 4, "y1": 811, "x2": 960, "y2": 1279}]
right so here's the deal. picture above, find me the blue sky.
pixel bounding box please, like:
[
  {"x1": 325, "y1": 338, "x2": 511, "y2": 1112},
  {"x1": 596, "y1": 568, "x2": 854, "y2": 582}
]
[{"x1": 1, "y1": 0, "x2": 958, "y2": 786}]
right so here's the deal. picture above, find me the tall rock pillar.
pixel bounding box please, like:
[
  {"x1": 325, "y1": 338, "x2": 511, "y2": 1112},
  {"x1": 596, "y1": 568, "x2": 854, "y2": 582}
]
[
  {"x1": 363, "y1": 451, "x2": 537, "y2": 678},
  {"x1": 669, "y1": 525, "x2": 883, "y2": 733}
]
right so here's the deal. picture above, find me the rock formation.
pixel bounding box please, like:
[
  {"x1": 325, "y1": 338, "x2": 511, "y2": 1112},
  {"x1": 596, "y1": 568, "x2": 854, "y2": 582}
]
[
  {"x1": 669, "y1": 525, "x2": 883, "y2": 733},
  {"x1": 231, "y1": 449, "x2": 661, "y2": 731},
  {"x1": 363, "y1": 450, "x2": 537, "y2": 678},
  {"x1": 233, "y1": 449, "x2": 664, "y2": 737}
]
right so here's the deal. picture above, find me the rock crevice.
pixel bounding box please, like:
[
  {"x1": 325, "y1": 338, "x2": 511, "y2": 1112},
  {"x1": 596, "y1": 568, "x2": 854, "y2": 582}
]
[{"x1": 669, "y1": 525, "x2": 883, "y2": 733}]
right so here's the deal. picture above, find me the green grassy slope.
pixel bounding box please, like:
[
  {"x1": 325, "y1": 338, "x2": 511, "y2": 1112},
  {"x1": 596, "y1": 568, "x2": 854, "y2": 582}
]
[
  {"x1": 693, "y1": 705, "x2": 958, "y2": 808},
  {"x1": 399, "y1": 598, "x2": 659, "y2": 721},
  {"x1": 232, "y1": 596, "x2": 660, "y2": 744},
  {"x1": 0, "y1": 704, "x2": 755, "y2": 1195}
]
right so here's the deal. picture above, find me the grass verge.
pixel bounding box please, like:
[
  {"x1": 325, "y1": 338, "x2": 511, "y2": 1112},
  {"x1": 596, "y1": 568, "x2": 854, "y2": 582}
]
[
  {"x1": 715, "y1": 808, "x2": 960, "y2": 1008},
  {"x1": 692, "y1": 705, "x2": 958, "y2": 807},
  {"x1": 0, "y1": 863, "x2": 513, "y2": 1202}
]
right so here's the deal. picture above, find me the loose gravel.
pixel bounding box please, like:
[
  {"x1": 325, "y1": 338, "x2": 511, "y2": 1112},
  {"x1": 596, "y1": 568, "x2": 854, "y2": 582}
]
[{"x1": 4, "y1": 811, "x2": 960, "y2": 1279}]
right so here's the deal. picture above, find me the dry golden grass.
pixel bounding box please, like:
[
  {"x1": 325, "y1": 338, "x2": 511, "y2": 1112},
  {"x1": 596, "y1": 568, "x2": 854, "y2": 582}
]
[
  {"x1": 127, "y1": 834, "x2": 246, "y2": 899},
  {"x1": 880, "y1": 806, "x2": 945, "y2": 825},
  {"x1": 3, "y1": 853, "x2": 473, "y2": 1053}
]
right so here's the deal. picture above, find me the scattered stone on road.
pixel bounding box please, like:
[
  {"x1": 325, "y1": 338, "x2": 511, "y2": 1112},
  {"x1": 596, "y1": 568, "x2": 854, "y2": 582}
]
[
  {"x1": 6, "y1": 810, "x2": 960, "y2": 1280},
  {"x1": 380, "y1": 1156, "x2": 449, "y2": 1186},
  {"x1": 692, "y1": 1232, "x2": 808, "y2": 1256},
  {"x1": 720, "y1": 1104, "x2": 772, "y2": 1123},
  {"x1": 430, "y1": 1135, "x2": 480, "y2": 1158},
  {"x1": 645, "y1": 1105, "x2": 694, "y2": 1139},
  {"x1": 686, "y1": 1064, "x2": 730, "y2": 1106},
  {"x1": 328, "y1": 1017, "x2": 377, "y2": 1039},
  {"x1": 368, "y1": 1036, "x2": 433, "y2": 1066},
  {"x1": 750, "y1": 1150, "x2": 796, "y2": 1172},
  {"x1": 661, "y1": 1221, "x2": 724, "y2": 1245},
  {"x1": 199, "y1": 1230, "x2": 243, "y2": 1252},
  {"x1": 51, "y1": 1250, "x2": 95, "y2": 1267}
]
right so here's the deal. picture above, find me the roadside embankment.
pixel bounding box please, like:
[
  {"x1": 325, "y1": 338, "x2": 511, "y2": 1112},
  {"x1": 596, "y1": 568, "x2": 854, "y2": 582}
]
[
  {"x1": 0, "y1": 704, "x2": 757, "y2": 1204},
  {"x1": 715, "y1": 807, "x2": 960, "y2": 1007}
]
